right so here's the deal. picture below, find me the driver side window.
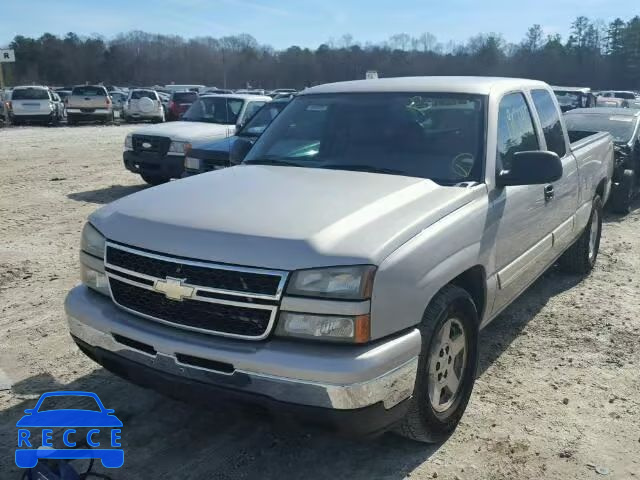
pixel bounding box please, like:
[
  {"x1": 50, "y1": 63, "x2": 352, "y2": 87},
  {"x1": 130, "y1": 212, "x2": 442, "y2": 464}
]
[{"x1": 496, "y1": 93, "x2": 540, "y2": 172}]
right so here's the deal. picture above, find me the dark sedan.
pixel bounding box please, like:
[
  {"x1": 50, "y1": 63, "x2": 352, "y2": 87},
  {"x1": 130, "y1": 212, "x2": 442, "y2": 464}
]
[
  {"x1": 183, "y1": 97, "x2": 291, "y2": 176},
  {"x1": 565, "y1": 107, "x2": 640, "y2": 213}
]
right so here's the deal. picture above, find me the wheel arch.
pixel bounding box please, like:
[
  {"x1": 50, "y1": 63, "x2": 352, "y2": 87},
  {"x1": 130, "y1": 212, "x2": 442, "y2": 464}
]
[{"x1": 447, "y1": 265, "x2": 487, "y2": 322}]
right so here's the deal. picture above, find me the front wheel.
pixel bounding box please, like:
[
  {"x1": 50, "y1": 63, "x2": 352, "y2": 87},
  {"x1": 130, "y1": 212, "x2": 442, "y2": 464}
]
[
  {"x1": 558, "y1": 195, "x2": 603, "y2": 274},
  {"x1": 611, "y1": 169, "x2": 635, "y2": 214},
  {"x1": 140, "y1": 173, "x2": 170, "y2": 186},
  {"x1": 395, "y1": 285, "x2": 479, "y2": 443}
]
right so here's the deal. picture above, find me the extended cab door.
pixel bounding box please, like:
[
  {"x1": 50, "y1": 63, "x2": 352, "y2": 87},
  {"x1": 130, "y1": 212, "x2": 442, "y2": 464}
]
[
  {"x1": 529, "y1": 89, "x2": 578, "y2": 252},
  {"x1": 490, "y1": 92, "x2": 556, "y2": 314}
]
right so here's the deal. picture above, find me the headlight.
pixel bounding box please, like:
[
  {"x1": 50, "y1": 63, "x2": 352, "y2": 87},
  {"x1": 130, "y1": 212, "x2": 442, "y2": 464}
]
[
  {"x1": 275, "y1": 312, "x2": 370, "y2": 343},
  {"x1": 124, "y1": 134, "x2": 133, "y2": 150},
  {"x1": 286, "y1": 265, "x2": 376, "y2": 300},
  {"x1": 168, "y1": 141, "x2": 191, "y2": 154},
  {"x1": 80, "y1": 262, "x2": 110, "y2": 296},
  {"x1": 81, "y1": 223, "x2": 106, "y2": 259},
  {"x1": 184, "y1": 156, "x2": 201, "y2": 170}
]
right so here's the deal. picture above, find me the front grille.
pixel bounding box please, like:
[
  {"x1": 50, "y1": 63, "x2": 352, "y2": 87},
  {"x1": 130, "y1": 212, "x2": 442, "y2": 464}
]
[
  {"x1": 104, "y1": 243, "x2": 287, "y2": 339},
  {"x1": 106, "y1": 246, "x2": 282, "y2": 296},
  {"x1": 110, "y1": 279, "x2": 272, "y2": 337},
  {"x1": 132, "y1": 135, "x2": 170, "y2": 155}
]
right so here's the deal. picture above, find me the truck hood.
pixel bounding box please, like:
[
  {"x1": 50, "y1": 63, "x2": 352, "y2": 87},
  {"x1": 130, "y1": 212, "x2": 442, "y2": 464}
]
[
  {"x1": 131, "y1": 121, "x2": 235, "y2": 142},
  {"x1": 91, "y1": 166, "x2": 482, "y2": 270}
]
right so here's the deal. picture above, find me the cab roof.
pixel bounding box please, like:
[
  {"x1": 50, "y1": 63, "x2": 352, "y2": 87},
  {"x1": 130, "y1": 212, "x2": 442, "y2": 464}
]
[{"x1": 301, "y1": 76, "x2": 549, "y2": 96}]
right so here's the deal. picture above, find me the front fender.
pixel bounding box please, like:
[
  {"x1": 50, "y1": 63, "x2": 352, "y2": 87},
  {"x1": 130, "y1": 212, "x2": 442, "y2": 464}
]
[{"x1": 370, "y1": 193, "x2": 492, "y2": 340}]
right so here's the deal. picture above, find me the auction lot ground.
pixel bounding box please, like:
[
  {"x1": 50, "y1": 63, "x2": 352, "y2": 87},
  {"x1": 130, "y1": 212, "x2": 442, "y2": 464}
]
[{"x1": 0, "y1": 124, "x2": 638, "y2": 479}]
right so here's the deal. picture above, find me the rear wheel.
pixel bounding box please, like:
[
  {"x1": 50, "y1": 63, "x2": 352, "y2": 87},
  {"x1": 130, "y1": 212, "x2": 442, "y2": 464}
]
[
  {"x1": 611, "y1": 169, "x2": 635, "y2": 214},
  {"x1": 559, "y1": 195, "x2": 603, "y2": 274},
  {"x1": 140, "y1": 173, "x2": 170, "y2": 186},
  {"x1": 395, "y1": 285, "x2": 479, "y2": 443}
]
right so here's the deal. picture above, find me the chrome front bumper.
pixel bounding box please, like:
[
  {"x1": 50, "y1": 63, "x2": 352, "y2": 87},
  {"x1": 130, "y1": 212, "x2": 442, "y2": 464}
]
[{"x1": 65, "y1": 286, "x2": 420, "y2": 410}]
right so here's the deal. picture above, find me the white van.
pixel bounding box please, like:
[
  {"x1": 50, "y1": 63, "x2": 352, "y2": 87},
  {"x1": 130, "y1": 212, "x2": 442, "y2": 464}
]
[{"x1": 164, "y1": 84, "x2": 206, "y2": 93}]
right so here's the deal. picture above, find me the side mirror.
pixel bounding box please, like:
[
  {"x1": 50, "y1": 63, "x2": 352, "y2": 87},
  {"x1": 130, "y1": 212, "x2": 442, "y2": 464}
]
[
  {"x1": 497, "y1": 151, "x2": 563, "y2": 187},
  {"x1": 229, "y1": 137, "x2": 254, "y2": 165}
]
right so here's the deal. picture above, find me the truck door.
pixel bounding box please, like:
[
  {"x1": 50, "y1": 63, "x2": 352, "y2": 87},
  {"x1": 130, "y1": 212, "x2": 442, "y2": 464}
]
[
  {"x1": 529, "y1": 89, "x2": 578, "y2": 253},
  {"x1": 491, "y1": 92, "x2": 554, "y2": 314}
]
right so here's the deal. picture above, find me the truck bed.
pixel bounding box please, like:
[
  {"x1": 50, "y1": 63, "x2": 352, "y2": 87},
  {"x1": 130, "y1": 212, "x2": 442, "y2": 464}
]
[{"x1": 569, "y1": 130, "x2": 614, "y2": 206}]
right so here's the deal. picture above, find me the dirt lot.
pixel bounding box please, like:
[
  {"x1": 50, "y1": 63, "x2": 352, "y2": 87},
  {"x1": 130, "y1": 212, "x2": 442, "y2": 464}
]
[{"x1": 0, "y1": 124, "x2": 638, "y2": 479}]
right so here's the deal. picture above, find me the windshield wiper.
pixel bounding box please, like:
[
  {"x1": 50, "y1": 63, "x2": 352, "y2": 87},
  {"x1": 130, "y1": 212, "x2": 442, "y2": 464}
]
[
  {"x1": 319, "y1": 164, "x2": 406, "y2": 175},
  {"x1": 245, "y1": 158, "x2": 304, "y2": 167}
]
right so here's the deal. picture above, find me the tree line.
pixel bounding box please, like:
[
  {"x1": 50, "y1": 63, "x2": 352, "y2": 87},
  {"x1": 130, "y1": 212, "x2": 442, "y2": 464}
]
[{"x1": 3, "y1": 15, "x2": 640, "y2": 90}]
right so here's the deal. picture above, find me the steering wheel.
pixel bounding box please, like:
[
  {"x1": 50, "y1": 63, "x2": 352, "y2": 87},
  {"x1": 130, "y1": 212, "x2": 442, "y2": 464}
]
[{"x1": 451, "y1": 153, "x2": 475, "y2": 179}]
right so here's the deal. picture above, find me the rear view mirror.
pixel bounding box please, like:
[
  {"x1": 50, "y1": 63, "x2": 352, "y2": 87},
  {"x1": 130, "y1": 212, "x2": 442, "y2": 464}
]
[{"x1": 497, "y1": 151, "x2": 563, "y2": 186}]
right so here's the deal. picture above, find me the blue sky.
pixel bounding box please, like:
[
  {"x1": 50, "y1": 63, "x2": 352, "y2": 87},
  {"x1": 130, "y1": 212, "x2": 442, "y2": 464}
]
[{"x1": 1, "y1": 0, "x2": 633, "y2": 49}]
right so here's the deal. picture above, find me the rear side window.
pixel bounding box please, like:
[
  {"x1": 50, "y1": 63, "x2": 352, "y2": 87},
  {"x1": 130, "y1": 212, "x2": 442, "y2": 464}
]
[
  {"x1": 72, "y1": 86, "x2": 106, "y2": 97},
  {"x1": 172, "y1": 92, "x2": 198, "y2": 102},
  {"x1": 131, "y1": 90, "x2": 157, "y2": 100},
  {"x1": 497, "y1": 93, "x2": 539, "y2": 171},
  {"x1": 531, "y1": 90, "x2": 566, "y2": 157},
  {"x1": 12, "y1": 88, "x2": 50, "y2": 100}
]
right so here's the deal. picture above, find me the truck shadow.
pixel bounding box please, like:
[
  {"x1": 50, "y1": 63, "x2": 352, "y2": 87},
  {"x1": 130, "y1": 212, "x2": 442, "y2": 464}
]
[
  {"x1": 477, "y1": 266, "x2": 582, "y2": 376},
  {"x1": 603, "y1": 196, "x2": 640, "y2": 224},
  {"x1": 67, "y1": 184, "x2": 148, "y2": 204},
  {"x1": 3, "y1": 368, "x2": 438, "y2": 480}
]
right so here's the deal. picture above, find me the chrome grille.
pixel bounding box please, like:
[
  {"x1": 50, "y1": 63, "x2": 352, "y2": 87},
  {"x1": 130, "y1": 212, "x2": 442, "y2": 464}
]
[{"x1": 104, "y1": 242, "x2": 288, "y2": 340}]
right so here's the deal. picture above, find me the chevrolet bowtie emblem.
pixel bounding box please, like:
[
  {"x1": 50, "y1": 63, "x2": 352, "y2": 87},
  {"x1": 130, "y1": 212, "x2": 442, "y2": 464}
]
[{"x1": 153, "y1": 277, "x2": 195, "y2": 301}]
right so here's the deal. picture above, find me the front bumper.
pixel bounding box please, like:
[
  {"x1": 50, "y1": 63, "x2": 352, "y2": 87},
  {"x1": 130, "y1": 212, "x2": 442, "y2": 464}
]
[
  {"x1": 65, "y1": 286, "x2": 420, "y2": 430},
  {"x1": 123, "y1": 150, "x2": 184, "y2": 179}
]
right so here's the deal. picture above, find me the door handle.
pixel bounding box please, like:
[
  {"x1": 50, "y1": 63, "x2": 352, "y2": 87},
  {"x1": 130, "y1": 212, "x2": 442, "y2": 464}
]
[{"x1": 544, "y1": 184, "x2": 555, "y2": 201}]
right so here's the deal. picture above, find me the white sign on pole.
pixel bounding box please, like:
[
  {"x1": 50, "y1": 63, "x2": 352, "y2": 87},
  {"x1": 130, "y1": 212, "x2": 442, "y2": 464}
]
[
  {"x1": 365, "y1": 70, "x2": 378, "y2": 80},
  {"x1": 0, "y1": 49, "x2": 15, "y2": 63}
]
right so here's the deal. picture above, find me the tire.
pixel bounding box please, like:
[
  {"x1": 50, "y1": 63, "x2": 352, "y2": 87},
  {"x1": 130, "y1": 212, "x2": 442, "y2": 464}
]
[
  {"x1": 67, "y1": 115, "x2": 77, "y2": 126},
  {"x1": 558, "y1": 195, "x2": 603, "y2": 275},
  {"x1": 395, "y1": 284, "x2": 479, "y2": 443},
  {"x1": 140, "y1": 173, "x2": 170, "y2": 186},
  {"x1": 611, "y1": 170, "x2": 635, "y2": 214}
]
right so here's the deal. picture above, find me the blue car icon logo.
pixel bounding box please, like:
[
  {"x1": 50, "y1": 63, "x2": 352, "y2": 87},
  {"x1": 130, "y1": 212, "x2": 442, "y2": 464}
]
[{"x1": 15, "y1": 391, "x2": 124, "y2": 469}]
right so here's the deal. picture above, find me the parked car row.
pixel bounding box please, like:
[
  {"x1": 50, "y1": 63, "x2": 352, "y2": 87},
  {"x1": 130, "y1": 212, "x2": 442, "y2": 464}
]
[
  {"x1": 552, "y1": 86, "x2": 640, "y2": 112},
  {"x1": 1, "y1": 84, "x2": 298, "y2": 127}
]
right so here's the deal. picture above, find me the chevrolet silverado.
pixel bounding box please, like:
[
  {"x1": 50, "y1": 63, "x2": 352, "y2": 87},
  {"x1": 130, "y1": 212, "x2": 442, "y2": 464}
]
[{"x1": 66, "y1": 77, "x2": 614, "y2": 442}]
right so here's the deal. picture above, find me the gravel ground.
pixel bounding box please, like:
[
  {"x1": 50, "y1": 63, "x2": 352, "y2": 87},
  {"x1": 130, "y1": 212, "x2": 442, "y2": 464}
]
[{"x1": 0, "y1": 124, "x2": 638, "y2": 479}]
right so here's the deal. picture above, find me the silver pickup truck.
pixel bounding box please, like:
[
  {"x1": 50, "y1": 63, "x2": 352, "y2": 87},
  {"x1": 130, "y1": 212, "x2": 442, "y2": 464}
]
[{"x1": 65, "y1": 77, "x2": 613, "y2": 442}]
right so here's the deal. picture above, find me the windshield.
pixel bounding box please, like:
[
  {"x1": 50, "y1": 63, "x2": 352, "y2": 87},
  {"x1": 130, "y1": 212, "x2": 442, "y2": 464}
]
[
  {"x1": 183, "y1": 97, "x2": 245, "y2": 124},
  {"x1": 72, "y1": 86, "x2": 106, "y2": 96},
  {"x1": 12, "y1": 88, "x2": 50, "y2": 100},
  {"x1": 240, "y1": 102, "x2": 288, "y2": 136},
  {"x1": 131, "y1": 90, "x2": 156, "y2": 100},
  {"x1": 565, "y1": 113, "x2": 637, "y2": 143},
  {"x1": 244, "y1": 93, "x2": 486, "y2": 183}
]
